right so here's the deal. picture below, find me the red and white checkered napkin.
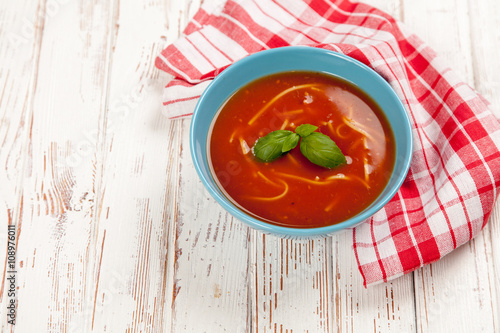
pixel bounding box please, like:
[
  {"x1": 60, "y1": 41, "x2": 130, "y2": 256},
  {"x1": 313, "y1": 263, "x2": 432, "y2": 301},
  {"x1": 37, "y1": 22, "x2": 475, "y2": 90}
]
[{"x1": 155, "y1": 0, "x2": 500, "y2": 286}]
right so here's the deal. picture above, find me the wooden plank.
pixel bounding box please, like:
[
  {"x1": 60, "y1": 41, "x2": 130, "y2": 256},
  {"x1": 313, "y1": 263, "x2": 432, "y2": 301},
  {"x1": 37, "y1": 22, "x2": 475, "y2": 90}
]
[
  {"x1": 251, "y1": 231, "x2": 416, "y2": 332},
  {"x1": 403, "y1": 0, "x2": 474, "y2": 83},
  {"x1": 414, "y1": 237, "x2": 497, "y2": 332},
  {"x1": 85, "y1": 0, "x2": 202, "y2": 331},
  {"x1": 172, "y1": 127, "x2": 251, "y2": 331},
  {"x1": 89, "y1": 22, "x2": 251, "y2": 328},
  {"x1": 2, "y1": 0, "x2": 115, "y2": 331},
  {"x1": 251, "y1": 235, "x2": 333, "y2": 332},
  {"x1": 362, "y1": 0, "x2": 404, "y2": 20},
  {"x1": 0, "y1": 0, "x2": 44, "y2": 331},
  {"x1": 467, "y1": 0, "x2": 500, "y2": 118},
  {"x1": 486, "y1": 201, "x2": 500, "y2": 332},
  {"x1": 333, "y1": 230, "x2": 417, "y2": 333},
  {"x1": 158, "y1": 0, "x2": 251, "y2": 332},
  {"x1": 468, "y1": 0, "x2": 500, "y2": 329},
  {"x1": 403, "y1": 0, "x2": 498, "y2": 332}
]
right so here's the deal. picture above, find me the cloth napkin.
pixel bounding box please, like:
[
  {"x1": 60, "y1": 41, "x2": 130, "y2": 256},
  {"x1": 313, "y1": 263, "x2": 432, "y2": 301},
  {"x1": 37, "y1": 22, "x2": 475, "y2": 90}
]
[{"x1": 155, "y1": 0, "x2": 500, "y2": 286}]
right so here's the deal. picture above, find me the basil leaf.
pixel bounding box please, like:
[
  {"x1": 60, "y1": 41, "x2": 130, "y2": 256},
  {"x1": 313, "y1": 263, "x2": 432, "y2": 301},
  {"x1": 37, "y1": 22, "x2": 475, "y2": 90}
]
[
  {"x1": 282, "y1": 133, "x2": 300, "y2": 153},
  {"x1": 295, "y1": 124, "x2": 318, "y2": 138},
  {"x1": 253, "y1": 130, "x2": 294, "y2": 162},
  {"x1": 299, "y1": 132, "x2": 346, "y2": 168}
]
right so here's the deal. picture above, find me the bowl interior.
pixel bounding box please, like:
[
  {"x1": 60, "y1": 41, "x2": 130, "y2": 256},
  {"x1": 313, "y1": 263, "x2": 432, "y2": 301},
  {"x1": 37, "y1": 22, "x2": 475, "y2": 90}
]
[{"x1": 190, "y1": 46, "x2": 412, "y2": 237}]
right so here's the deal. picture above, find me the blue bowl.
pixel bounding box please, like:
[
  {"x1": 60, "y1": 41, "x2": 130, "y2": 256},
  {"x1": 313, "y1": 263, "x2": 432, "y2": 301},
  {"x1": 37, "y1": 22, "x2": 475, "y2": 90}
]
[{"x1": 190, "y1": 46, "x2": 413, "y2": 237}]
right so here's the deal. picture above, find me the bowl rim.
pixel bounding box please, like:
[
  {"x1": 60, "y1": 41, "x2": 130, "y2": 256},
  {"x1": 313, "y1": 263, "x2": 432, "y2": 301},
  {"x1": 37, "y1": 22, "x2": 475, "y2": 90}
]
[{"x1": 190, "y1": 46, "x2": 413, "y2": 237}]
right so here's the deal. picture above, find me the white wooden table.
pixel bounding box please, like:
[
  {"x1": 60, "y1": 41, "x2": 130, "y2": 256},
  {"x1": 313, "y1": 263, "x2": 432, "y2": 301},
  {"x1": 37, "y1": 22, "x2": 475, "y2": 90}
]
[{"x1": 1, "y1": 0, "x2": 499, "y2": 332}]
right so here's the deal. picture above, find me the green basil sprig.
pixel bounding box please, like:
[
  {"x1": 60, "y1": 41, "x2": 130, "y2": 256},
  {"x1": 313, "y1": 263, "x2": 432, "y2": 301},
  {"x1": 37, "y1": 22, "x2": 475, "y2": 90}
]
[
  {"x1": 252, "y1": 130, "x2": 299, "y2": 162},
  {"x1": 252, "y1": 124, "x2": 346, "y2": 168}
]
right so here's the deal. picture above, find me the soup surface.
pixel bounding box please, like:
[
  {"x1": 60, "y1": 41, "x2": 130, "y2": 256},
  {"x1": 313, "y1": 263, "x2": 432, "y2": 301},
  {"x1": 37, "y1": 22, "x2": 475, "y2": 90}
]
[{"x1": 208, "y1": 71, "x2": 395, "y2": 228}]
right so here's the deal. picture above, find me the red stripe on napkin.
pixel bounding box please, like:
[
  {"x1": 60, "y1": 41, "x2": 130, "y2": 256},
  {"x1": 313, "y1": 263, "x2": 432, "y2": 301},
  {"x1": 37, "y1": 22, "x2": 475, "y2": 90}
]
[{"x1": 155, "y1": 0, "x2": 500, "y2": 286}]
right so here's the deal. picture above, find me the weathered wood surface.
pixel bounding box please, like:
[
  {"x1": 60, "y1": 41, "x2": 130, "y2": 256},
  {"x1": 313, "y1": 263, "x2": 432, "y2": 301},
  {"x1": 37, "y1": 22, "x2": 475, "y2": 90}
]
[{"x1": 0, "y1": 0, "x2": 498, "y2": 332}]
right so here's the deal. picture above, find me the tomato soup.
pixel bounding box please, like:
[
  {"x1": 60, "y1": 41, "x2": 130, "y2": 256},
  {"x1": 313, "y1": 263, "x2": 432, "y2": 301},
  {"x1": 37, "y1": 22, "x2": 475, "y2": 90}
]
[{"x1": 208, "y1": 71, "x2": 395, "y2": 228}]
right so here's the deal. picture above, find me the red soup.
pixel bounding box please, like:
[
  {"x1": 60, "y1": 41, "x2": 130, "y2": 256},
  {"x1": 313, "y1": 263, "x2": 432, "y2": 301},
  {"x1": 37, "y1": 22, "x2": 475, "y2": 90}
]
[{"x1": 208, "y1": 71, "x2": 395, "y2": 228}]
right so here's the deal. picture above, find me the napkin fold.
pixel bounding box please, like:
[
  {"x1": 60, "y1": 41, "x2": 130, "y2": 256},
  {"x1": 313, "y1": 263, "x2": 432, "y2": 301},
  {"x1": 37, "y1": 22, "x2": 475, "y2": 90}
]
[{"x1": 155, "y1": 0, "x2": 500, "y2": 286}]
